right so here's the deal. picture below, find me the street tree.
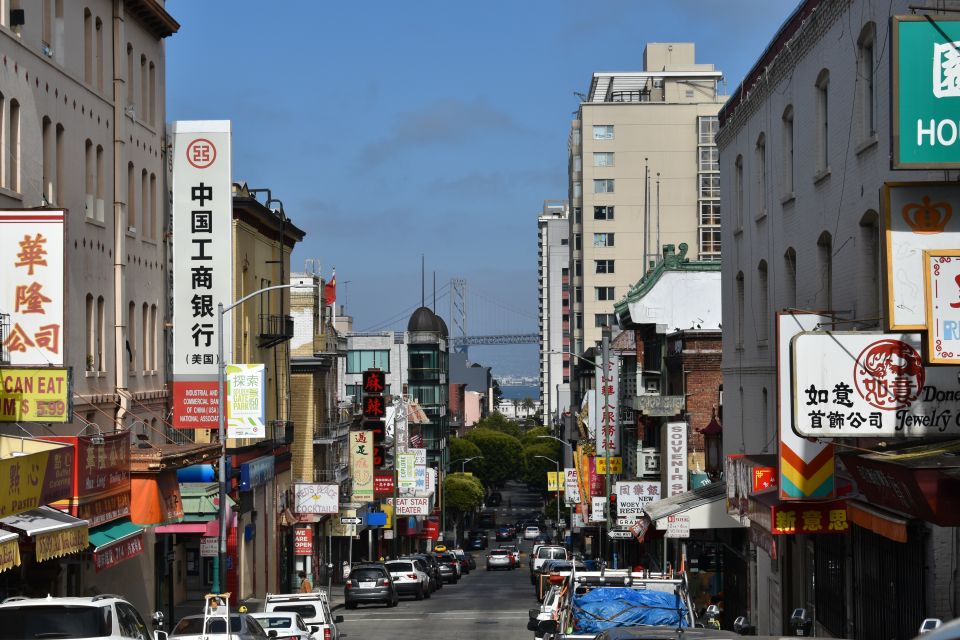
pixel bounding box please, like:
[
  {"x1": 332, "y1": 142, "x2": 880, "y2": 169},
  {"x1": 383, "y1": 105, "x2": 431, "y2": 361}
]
[
  {"x1": 448, "y1": 436, "x2": 482, "y2": 466},
  {"x1": 444, "y1": 472, "x2": 485, "y2": 541},
  {"x1": 463, "y1": 427, "x2": 524, "y2": 487},
  {"x1": 521, "y1": 440, "x2": 562, "y2": 490}
]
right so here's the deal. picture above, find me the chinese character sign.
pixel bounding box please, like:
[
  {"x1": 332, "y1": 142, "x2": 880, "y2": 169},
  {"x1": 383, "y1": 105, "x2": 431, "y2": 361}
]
[
  {"x1": 594, "y1": 352, "x2": 620, "y2": 456},
  {"x1": 171, "y1": 121, "x2": 232, "y2": 428},
  {"x1": 792, "y1": 331, "x2": 960, "y2": 437},
  {"x1": 615, "y1": 481, "x2": 661, "y2": 517},
  {"x1": 0, "y1": 211, "x2": 64, "y2": 366},
  {"x1": 350, "y1": 430, "x2": 374, "y2": 501},
  {"x1": 226, "y1": 364, "x2": 264, "y2": 438},
  {"x1": 771, "y1": 502, "x2": 848, "y2": 535},
  {"x1": 925, "y1": 250, "x2": 960, "y2": 364}
]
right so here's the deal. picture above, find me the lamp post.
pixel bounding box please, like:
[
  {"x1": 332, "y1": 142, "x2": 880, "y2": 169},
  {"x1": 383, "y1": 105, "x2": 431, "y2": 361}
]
[
  {"x1": 534, "y1": 455, "x2": 561, "y2": 539},
  {"x1": 213, "y1": 282, "x2": 314, "y2": 595},
  {"x1": 443, "y1": 456, "x2": 482, "y2": 546},
  {"x1": 448, "y1": 456, "x2": 483, "y2": 474}
]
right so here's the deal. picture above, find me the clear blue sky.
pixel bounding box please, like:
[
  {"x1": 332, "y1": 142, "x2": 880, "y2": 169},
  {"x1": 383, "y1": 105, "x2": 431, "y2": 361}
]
[{"x1": 166, "y1": 0, "x2": 796, "y2": 376}]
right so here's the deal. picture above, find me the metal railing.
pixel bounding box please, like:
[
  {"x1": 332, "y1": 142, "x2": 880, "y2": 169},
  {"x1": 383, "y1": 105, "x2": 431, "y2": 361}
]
[
  {"x1": 258, "y1": 314, "x2": 294, "y2": 348},
  {"x1": 268, "y1": 419, "x2": 294, "y2": 443},
  {"x1": 313, "y1": 421, "x2": 350, "y2": 443}
]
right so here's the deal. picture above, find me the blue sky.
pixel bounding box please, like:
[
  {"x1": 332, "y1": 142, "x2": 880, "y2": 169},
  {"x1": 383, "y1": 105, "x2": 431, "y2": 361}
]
[{"x1": 166, "y1": 0, "x2": 796, "y2": 376}]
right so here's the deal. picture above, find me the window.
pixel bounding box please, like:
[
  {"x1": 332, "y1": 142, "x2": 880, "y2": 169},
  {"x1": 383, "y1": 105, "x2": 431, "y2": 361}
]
[
  {"x1": 593, "y1": 179, "x2": 614, "y2": 193},
  {"x1": 699, "y1": 174, "x2": 719, "y2": 199},
  {"x1": 735, "y1": 272, "x2": 745, "y2": 347},
  {"x1": 757, "y1": 261, "x2": 769, "y2": 343},
  {"x1": 560, "y1": 237, "x2": 568, "y2": 246},
  {"x1": 784, "y1": 247, "x2": 797, "y2": 310},
  {"x1": 572, "y1": 129, "x2": 581, "y2": 146},
  {"x1": 859, "y1": 212, "x2": 879, "y2": 324},
  {"x1": 594, "y1": 206, "x2": 614, "y2": 220},
  {"x1": 699, "y1": 227, "x2": 721, "y2": 258},
  {"x1": 83, "y1": 9, "x2": 92, "y2": 83},
  {"x1": 858, "y1": 23, "x2": 876, "y2": 140},
  {"x1": 149, "y1": 173, "x2": 157, "y2": 239},
  {"x1": 595, "y1": 287, "x2": 615, "y2": 301},
  {"x1": 140, "y1": 169, "x2": 148, "y2": 236},
  {"x1": 574, "y1": 261, "x2": 582, "y2": 277},
  {"x1": 734, "y1": 155, "x2": 743, "y2": 228},
  {"x1": 148, "y1": 61, "x2": 156, "y2": 125},
  {"x1": 700, "y1": 201, "x2": 720, "y2": 226},
  {"x1": 85, "y1": 294, "x2": 95, "y2": 370},
  {"x1": 699, "y1": 146, "x2": 719, "y2": 172},
  {"x1": 95, "y1": 145, "x2": 104, "y2": 221},
  {"x1": 141, "y1": 302, "x2": 148, "y2": 371},
  {"x1": 140, "y1": 54, "x2": 147, "y2": 117},
  {"x1": 755, "y1": 133, "x2": 766, "y2": 218},
  {"x1": 572, "y1": 155, "x2": 582, "y2": 172},
  {"x1": 42, "y1": 117, "x2": 53, "y2": 203},
  {"x1": 571, "y1": 233, "x2": 580, "y2": 251},
  {"x1": 594, "y1": 313, "x2": 617, "y2": 328},
  {"x1": 782, "y1": 105, "x2": 794, "y2": 195},
  {"x1": 595, "y1": 260, "x2": 615, "y2": 274},
  {"x1": 95, "y1": 17, "x2": 103, "y2": 91},
  {"x1": 573, "y1": 181, "x2": 582, "y2": 198},
  {"x1": 816, "y1": 70, "x2": 830, "y2": 173},
  {"x1": 593, "y1": 125, "x2": 614, "y2": 140},
  {"x1": 347, "y1": 350, "x2": 391, "y2": 373},
  {"x1": 55, "y1": 123, "x2": 63, "y2": 205},
  {"x1": 96, "y1": 295, "x2": 105, "y2": 371},
  {"x1": 593, "y1": 233, "x2": 614, "y2": 248},
  {"x1": 150, "y1": 303, "x2": 158, "y2": 371},
  {"x1": 84, "y1": 139, "x2": 94, "y2": 217},
  {"x1": 573, "y1": 207, "x2": 582, "y2": 224},
  {"x1": 127, "y1": 162, "x2": 136, "y2": 231},
  {"x1": 593, "y1": 152, "x2": 615, "y2": 167},
  {"x1": 574, "y1": 286, "x2": 582, "y2": 304},
  {"x1": 698, "y1": 116, "x2": 718, "y2": 144},
  {"x1": 7, "y1": 100, "x2": 18, "y2": 192},
  {"x1": 126, "y1": 43, "x2": 134, "y2": 106},
  {"x1": 575, "y1": 313, "x2": 583, "y2": 331},
  {"x1": 127, "y1": 302, "x2": 136, "y2": 372},
  {"x1": 818, "y1": 232, "x2": 833, "y2": 310}
]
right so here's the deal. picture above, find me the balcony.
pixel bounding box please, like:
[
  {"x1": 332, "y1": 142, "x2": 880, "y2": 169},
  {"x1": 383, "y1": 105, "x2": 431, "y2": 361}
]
[
  {"x1": 314, "y1": 421, "x2": 350, "y2": 444},
  {"x1": 268, "y1": 419, "x2": 294, "y2": 443},
  {"x1": 258, "y1": 313, "x2": 294, "y2": 348}
]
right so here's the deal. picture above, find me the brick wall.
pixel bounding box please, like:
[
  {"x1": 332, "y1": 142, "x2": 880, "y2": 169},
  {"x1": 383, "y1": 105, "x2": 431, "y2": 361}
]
[{"x1": 290, "y1": 372, "x2": 316, "y2": 482}]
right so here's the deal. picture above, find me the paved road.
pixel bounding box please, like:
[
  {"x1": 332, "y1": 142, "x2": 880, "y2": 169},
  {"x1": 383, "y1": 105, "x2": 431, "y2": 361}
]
[{"x1": 338, "y1": 482, "x2": 544, "y2": 640}]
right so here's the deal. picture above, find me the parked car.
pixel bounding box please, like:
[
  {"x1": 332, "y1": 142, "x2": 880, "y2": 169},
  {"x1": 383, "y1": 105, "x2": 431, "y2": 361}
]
[
  {"x1": 531, "y1": 545, "x2": 570, "y2": 583},
  {"x1": 435, "y1": 552, "x2": 462, "y2": 583},
  {"x1": 406, "y1": 553, "x2": 442, "y2": 592},
  {"x1": 450, "y1": 548, "x2": 472, "y2": 574},
  {"x1": 170, "y1": 614, "x2": 269, "y2": 640},
  {"x1": 0, "y1": 594, "x2": 163, "y2": 640},
  {"x1": 263, "y1": 592, "x2": 342, "y2": 640},
  {"x1": 487, "y1": 548, "x2": 514, "y2": 571},
  {"x1": 250, "y1": 612, "x2": 314, "y2": 640},
  {"x1": 524, "y1": 525, "x2": 542, "y2": 540},
  {"x1": 385, "y1": 558, "x2": 431, "y2": 600},
  {"x1": 344, "y1": 563, "x2": 399, "y2": 609}
]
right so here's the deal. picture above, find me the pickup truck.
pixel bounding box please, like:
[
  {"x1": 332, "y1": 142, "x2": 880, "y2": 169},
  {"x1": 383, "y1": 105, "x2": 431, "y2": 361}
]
[{"x1": 535, "y1": 570, "x2": 696, "y2": 640}]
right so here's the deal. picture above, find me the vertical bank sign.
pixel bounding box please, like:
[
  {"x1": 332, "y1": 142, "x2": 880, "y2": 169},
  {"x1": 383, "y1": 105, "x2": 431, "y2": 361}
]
[
  {"x1": 0, "y1": 210, "x2": 65, "y2": 366},
  {"x1": 893, "y1": 16, "x2": 960, "y2": 169},
  {"x1": 171, "y1": 122, "x2": 232, "y2": 428}
]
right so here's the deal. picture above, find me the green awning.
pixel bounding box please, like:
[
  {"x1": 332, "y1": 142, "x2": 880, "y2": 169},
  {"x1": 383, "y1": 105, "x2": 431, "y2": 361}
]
[{"x1": 88, "y1": 519, "x2": 143, "y2": 551}]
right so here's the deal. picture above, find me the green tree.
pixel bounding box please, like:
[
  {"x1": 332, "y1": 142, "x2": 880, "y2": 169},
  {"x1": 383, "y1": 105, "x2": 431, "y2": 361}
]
[
  {"x1": 521, "y1": 440, "x2": 562, "y2": 490},
  {"x1": 475, "y1": 412, "x2": 522, "y2": 439},
  {"x1": 521, "y1": 397, "x2": 536, "y2": 414},
  {"x1": 521, "y1": 426, "x2": 550, "y2": 447},
  {"x1": 448, "y1": 436, "x2": 482, "y2": 469},
  {"x1": 463, "y1": 428, "x2": 524, "y2": 487},
  {"x1": 444, "y1": 472, "x2": 486, "y2": 541}
]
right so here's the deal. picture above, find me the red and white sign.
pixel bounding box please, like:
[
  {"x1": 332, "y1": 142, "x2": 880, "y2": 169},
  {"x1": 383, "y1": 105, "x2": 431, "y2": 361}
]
[
  {"x1": 792, "y1": 331, "x2": 960, "y2": 437},
  {"x1": 391, "y1": 497, "x2": 429, "y2": 516},
  {"x1": 93, "y1": 532, "x2": 144, "y2": 572},
  {"x1": 664, "y1": 514, "x2": 690, "y2": 539},
  {"x1": 294, "y1": 527, "x2": 313, "y2": 556},
  {"x1": 374, "y1": 471, "x2": 394, "y2": 496},
  {"x1": 171, "y1": 121, "x2": 232, "y2": 428},
  {"x1": 0, "y1": 210, "x2": 64, "y2": 366},
  {"x1": 925, "y1": 250, "x2": 960, "y2": 364},
  {"x1": 200, "y1": 536, "x2": 218, "y2": 557},
  {"x1": 752, "y1": 467, "x2": 777, "y2": 493}
]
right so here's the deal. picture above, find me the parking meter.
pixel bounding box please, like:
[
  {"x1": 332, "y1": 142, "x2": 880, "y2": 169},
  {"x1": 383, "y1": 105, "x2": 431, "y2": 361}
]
[{"x1": 789, "y1": 608, "x2": 812, "y2": 636}]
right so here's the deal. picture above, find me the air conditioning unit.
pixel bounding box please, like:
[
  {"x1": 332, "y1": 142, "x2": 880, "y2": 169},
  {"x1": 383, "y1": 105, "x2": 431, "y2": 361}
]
[{"x1": 639, "y1": 448, "x2": 661, "y2": 476}]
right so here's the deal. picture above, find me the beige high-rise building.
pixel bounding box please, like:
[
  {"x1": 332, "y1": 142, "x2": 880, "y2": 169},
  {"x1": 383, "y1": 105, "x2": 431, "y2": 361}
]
[{"x1": 569, "y1": 43, "x2": 725, "y2": 360}]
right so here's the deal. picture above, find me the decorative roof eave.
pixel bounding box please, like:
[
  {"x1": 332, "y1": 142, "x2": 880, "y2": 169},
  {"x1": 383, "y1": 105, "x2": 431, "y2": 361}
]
[
  {"x1": 126, "y1": 0, "x2": 180, "y2": 38},
  {"x1": 613, "y1": 243, "x2": 721, "y2": 317},
  {"x1": 129, "y1": 442, "x2": 221, "y2": 473}
]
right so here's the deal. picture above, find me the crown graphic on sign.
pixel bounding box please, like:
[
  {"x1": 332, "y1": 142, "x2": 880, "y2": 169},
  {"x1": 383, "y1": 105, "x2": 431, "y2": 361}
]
[{"x1": 902, "y1": 196, "x2": 952, "y2": 234}]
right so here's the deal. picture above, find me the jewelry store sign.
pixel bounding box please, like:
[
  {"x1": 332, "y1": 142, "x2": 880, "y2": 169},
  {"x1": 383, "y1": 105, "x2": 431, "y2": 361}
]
[{"x1": 792, "y1": 331, "x2": 960, "y2": 437}]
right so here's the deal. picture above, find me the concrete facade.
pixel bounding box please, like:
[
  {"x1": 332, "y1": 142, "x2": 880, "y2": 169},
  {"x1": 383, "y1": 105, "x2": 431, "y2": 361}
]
[{"x1": 538, "y1": 199, "x2": 570, "y2": 425}]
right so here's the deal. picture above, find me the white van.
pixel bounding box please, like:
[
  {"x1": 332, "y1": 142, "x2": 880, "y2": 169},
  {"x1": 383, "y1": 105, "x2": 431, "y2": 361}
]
[{"x1": 263, "y1": 592, "x2": 343, "y2": 640}]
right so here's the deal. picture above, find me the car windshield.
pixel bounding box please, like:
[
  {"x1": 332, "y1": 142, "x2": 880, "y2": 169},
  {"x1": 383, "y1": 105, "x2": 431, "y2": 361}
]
[
  {"x1": 386, "y1": 561, "x2": 414, "y2": 572},
  {"x1": 352, "y1": 568, "x2": 386, "y2": 581},
  {"x1": 173, "y1": 615, "x2": 243, "y2": 635},
  {"x1": 0, "y1": 605, "x2": 111, "y2": 639},
  {"x1": 270, "y1": 604, "x2": 319, "y2": 621},
  {"x1": 490, "y1": 549, "x2": 509, "y2": 555},
  {"x1": 537, "y1": 547, "x2": 568, "y2": 559},
  {"x1": 254, "y1": 616, "x2": 294, "y2": 629}
]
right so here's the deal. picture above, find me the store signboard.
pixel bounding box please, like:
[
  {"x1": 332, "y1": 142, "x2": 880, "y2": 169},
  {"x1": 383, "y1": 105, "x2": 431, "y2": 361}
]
[
  {"x1": 294, "y1": 483, "x2": 338, "y2": 515},
  {"x1": 350, "y1": 430, "x2": 374, "y2": 501},
  {"x1": 294, "y1": 527, "x2": 313, "y2": 555},
  {"x1": 547, "y1": 472, "x2": 562, "y2": 492},
  {"x1": 564, "y1": 468, "x2": 580, "y2": 505},
  {"x1": 663, "y1": 422, "x2": 687, "y2": 497},
  {"x1": 0, "y1": 368, "x2": 72, "y2": 423},
  {"x1": 226, "y1": 364, "x2": 264, "y2": 438},
  {"x1": 614, "y1": 481, "x2": 661, "y2": 516},
  {"x1": 924, "y1": 250, "x2": 960, "y2": 363},
  {"x1": 664, "y1": 514, "x2": 690, "y2": 539},
  {"x1": 590, "y1": 496, "x2": 606, "y2": 522},
  {"x1": 595, "y1": 352, "x2": 620, "y2": 456},
  {"x1": 792, "y1": 331, "x2": 960, "y2": 437},
  {"x1": 398, "y1": 452, "x2": 416, "y2": 488}
]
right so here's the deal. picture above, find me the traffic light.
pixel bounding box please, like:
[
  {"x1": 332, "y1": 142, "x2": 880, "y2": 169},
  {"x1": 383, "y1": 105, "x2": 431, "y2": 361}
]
[{"x1": 362, "y1": 369, "x2": 387, "y2": 470}]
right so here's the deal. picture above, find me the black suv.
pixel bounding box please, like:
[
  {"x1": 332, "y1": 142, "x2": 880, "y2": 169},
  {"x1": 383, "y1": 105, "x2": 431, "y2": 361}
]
[{"x1": 344, "y1": 563, "x2": 399, "y2": 609}]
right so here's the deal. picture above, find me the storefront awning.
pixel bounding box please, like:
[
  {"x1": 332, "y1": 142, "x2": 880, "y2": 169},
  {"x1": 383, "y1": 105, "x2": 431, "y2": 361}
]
[
  {"x1": 0, "y1": 506, "x2": 88, "y2": 562},
  {"x1": 645, "y1": 482, "x2": 744, "y2": 530},
  {"x1": 0, "y1": 531, "x2": 20, "y2": 574},
  {"x1": 88, "y1": 519, "x2": 144, "y2": 573},
  {"x1": 846, "y1": 500, "x2": 909, "y2": 544}
]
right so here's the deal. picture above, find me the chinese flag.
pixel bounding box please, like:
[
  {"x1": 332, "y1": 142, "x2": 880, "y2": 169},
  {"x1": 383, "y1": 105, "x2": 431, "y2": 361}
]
[{"x1": 324, "y1": 271, "x2": 336, "y2": 305}]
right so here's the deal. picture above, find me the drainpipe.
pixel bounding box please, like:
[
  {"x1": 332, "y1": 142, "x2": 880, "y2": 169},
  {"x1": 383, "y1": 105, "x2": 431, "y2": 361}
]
[{"x1": 112, "y1": 0, "x2": 129, "y2": 430}]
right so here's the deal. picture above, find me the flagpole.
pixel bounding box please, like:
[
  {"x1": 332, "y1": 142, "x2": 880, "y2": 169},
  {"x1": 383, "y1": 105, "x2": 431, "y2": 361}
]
[{"x1": 330, "y1": 267, "x2": 336, "y2": 328}]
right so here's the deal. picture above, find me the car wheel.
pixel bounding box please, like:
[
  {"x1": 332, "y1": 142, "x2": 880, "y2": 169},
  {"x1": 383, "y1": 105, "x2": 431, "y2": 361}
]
[
  {"x1": 416, "y1": 586, "x2": 425, "y2": 601},
  {"x1": 391, "y1": 597, "x2": 399, "y2": 607},
  {"x1": 425, "y1": 585, "x2": 432, "y2": 599}
]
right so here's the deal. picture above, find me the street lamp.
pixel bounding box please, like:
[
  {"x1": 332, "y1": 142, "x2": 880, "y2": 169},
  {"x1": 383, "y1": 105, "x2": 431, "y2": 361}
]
[
  {"x1": 448, "y1": 456, "x2": 483, "y2": 473},
  {"x1": 534, "y1": 454, "x2": 561, "y2": 538},
  {"x1": 213, "y1": 282, "x2": 315, "y2": 595}
]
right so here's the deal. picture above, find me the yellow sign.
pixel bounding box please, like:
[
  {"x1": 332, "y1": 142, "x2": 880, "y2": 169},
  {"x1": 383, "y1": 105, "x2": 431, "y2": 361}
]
[
  {"x1": 0, "y1": 436, "x2": 73, "y2": 518},
  {"x1": 0, "y1": 537, "x2": 20, "y2": 573},
  {"x1": 0, "y1": 368, "x2": 72, "y2": 422},
  {"x1": 596, "y1": 457, "x2": 623, "y2": 475},
  {"x1": 382, "y1": 503, "x2": 393, "y2": 529},
  {"x1": 547, "y1": 472, "x2": 562, "y2": 492}
]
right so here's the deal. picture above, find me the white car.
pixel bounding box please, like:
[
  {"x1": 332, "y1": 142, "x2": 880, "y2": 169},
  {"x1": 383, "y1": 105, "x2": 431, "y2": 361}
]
[
  {"x1": 251, "y1": 612, "x2": 315, "y2": 640},
  {"x1": 263, "y1": 592, "x2": 342, "y2": 640},
  {"x1": 487, "y1": 548, "x2": 514, "y2": 570},
  {"x1": 385, "y1": 559, "x2": 432, "y2": 600},
  {"x1": 0, "y1": 594, "x2": 162, "y2": 640},
  {"x1": 524, "y1": 525, "x2": 541, "y2": 540}
]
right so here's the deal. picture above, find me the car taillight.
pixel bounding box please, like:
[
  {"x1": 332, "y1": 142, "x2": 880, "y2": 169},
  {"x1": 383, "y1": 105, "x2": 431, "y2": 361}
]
[
  {"x1": 345, "y1": 580, "x2": 353, "y2": 590},
  {"x1": 324, "y1": 629, "x2": 331, "y2": 640},
  {"x1": 407, "y1": 573, "x2": 418, "y2": 579},
  {"x1": 377, "y1": 577, "x2": 389, "y2": 586}
]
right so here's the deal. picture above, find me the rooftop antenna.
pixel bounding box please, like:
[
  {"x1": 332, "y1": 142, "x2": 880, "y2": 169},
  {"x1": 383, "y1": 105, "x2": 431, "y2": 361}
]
[
  {"x1": 433, "y1": 271, "x2": 436, "y2": 312},
  {"x1": 421, "y1": 254, "x2": 425, "y2": 308}
]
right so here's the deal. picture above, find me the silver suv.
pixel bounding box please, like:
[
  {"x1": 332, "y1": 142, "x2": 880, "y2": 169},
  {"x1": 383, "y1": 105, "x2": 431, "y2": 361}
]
[{"x1": 0, "y1": 594, "x2": 163, "y2": 640}]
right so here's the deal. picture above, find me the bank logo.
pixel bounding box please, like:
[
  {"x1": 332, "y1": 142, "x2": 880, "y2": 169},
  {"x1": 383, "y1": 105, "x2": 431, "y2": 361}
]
[
  {"x1": 853, "y1": 339, "x2": 925, "y2": 410},
  {"x1": 934, "y1": 41, "x2": 960, "y2": 98},
  {"x1": 903, "y1": 195, "x2": 952, "y2": 234}
]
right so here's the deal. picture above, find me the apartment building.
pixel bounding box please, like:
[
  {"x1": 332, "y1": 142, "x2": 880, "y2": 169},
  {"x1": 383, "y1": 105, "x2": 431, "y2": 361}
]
[
  {"x1": 569, "y1": 43, "x2": 725, "y2": 363},
  {"x1": 537, "y1": 199, "x2": 570, "y2": 424}
]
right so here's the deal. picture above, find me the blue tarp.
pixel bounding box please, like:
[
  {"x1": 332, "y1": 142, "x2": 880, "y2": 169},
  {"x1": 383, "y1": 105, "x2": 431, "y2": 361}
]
[{"x1": 573, "y1": 587, "x2": 689, "y2": 633}]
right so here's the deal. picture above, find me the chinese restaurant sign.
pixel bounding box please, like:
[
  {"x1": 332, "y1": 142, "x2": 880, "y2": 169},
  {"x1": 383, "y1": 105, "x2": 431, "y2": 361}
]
[
  {"x1": 770, "y1": 501, "x2": 848, "y2": 535},
  {"x1": 94, "y1": 533, "x2": 144, "y2": 573},
  {"x1": 0, "y1": 210, "x2": 64, "y2": 365},
  {"x1": 615, "y1": 481, "x2": 661, "y2": 517},
  {"x1": 226, "y1": 363, "x2": 265, "y2": 438},
  {"x1": 350, "y1": 430, "x2": 374, "y2": 501},
  {"x1": 44, "y1": 432, "x2": 131, "y2": 527},
  {"x1": 884, "y1": 183, "x2": 960, "y2": 329},
  {"x1": 892, "y1": 17, "x2": 960, "y2": 169},
  {"x1": 0, "y1": 368, "x2": 72, "y2": 423},
  {"x1": 924, "y1": 250, "x2": 960, "y2": 363},
  {"x1": 793, "y1": 331, "x2": 960, "y2": 437},
  {"x1": 0, "y1": 436, "x2": 73, "y2": 518},
  {"x1": 171, "y1": 121, "x2": 232, "y2": 428}
]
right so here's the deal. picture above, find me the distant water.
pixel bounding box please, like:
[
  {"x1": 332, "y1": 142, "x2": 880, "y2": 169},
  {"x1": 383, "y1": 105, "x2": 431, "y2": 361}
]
[{"x1": 499, "y1": 385, "x2": 539, "y2": 401}]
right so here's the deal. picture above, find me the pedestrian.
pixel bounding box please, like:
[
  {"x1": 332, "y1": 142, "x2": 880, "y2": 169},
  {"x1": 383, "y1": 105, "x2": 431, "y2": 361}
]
[{"x1": 298, "y1": 571, "x2": 312, "y2": 593}]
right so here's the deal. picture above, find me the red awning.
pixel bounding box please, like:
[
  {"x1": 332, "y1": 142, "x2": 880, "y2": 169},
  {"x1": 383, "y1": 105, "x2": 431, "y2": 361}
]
[{"x1": 846, "y1": 500, "x2": 909, "y2": 544}]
